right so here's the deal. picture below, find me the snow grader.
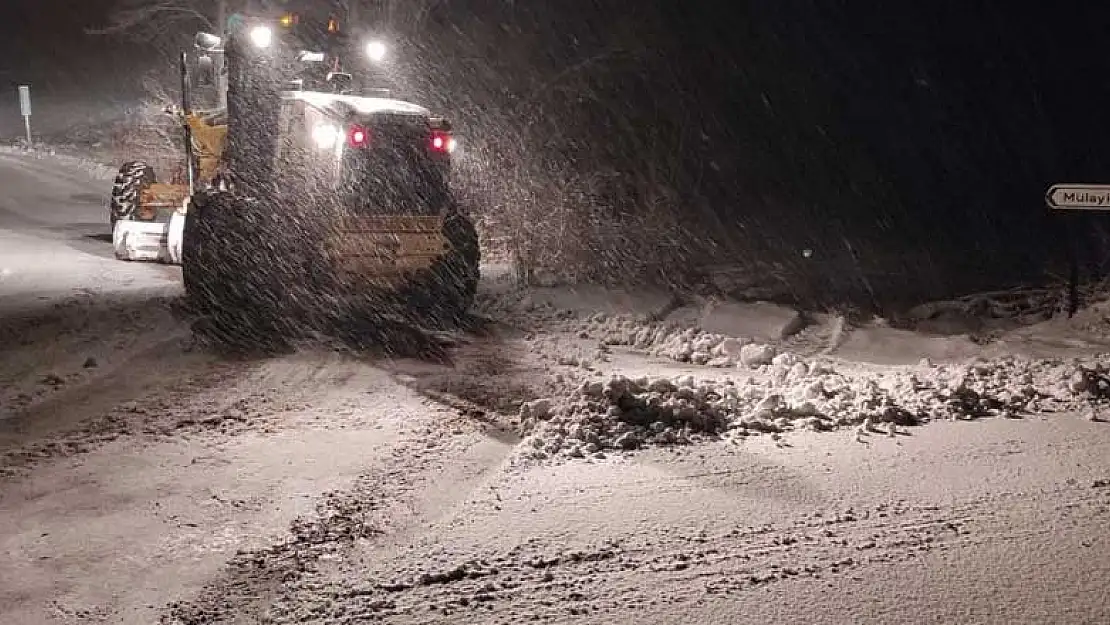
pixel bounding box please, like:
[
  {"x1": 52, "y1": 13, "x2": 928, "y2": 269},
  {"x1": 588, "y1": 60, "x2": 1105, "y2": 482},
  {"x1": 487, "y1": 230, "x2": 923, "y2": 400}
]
[{"x1": 108, "y1": 6, "x2": 479, "y2": 346}]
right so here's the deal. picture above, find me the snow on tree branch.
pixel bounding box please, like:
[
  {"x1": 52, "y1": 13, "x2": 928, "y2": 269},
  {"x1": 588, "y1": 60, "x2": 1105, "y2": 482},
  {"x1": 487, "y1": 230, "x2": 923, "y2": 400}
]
[{"x1": 86, "y1": 0, "x2": 216, "y2": 42}]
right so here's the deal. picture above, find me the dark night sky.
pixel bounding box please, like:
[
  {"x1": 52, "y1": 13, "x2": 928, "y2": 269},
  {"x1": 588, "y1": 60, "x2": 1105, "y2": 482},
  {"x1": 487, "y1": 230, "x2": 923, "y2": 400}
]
[
  {"x1": 2, "y1": 0, "x2": 129, "y2": 77},
  {"x1": 0, "y1": 0, "x2": 154, "y2": 134},
  {"x1": 2, "y1": 0, "x2": 1107, "y2": 148}
]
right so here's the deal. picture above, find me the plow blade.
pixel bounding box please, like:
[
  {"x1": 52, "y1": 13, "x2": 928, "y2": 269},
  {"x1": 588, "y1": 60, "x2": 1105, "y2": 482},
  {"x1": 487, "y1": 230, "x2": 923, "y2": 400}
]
[{"x1": 112, "y1": 212, "x2": 186, "y2": 264}]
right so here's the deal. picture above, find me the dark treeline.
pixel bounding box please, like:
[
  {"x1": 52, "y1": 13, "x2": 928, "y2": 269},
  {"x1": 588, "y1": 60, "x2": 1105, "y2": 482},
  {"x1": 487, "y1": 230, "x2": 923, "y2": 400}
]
[{"x1": 377, "y1": 1, "x2": 1110, "y2": 306}]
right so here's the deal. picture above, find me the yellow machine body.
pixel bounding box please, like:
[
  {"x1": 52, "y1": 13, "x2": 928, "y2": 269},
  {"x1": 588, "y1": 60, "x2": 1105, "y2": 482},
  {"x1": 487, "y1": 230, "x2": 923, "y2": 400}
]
[
  {"x1": 187, "y1": 111, "x2": 228, "y2": 183},
  {"x1": 131, "y1": 111, "x2": 227, "y2": 220},
  {"x1": 328, "y1": 215, "x2": 448, "y2": 283},
  {"x1": 122, "y1": 101, "x2": 450, "y2": 279}
]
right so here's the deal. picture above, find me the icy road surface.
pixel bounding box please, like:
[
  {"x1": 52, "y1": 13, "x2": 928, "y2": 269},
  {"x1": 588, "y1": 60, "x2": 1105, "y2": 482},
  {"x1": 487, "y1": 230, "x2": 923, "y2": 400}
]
[
  {"x1": 0, "y1": 150, "x2": 180, "y2": 306},
  {"x1": 1, "y1": 150, "x2": 1110, "y2": 624}
]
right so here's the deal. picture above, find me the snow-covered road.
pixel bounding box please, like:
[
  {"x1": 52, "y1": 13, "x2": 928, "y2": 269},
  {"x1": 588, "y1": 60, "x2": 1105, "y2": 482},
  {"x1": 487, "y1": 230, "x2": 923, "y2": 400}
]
[
  {"x1": 0, "y1": 150, "x2": 179, "y2": 305},
  {"x1": 1, "y1": 151, "x2": 1110, "y2": 624}
]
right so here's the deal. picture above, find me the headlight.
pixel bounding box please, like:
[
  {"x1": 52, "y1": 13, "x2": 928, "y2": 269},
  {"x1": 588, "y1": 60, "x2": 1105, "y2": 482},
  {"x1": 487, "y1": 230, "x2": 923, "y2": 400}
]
[
  {"x1": 249, "y1": 25, "x2": 274, "y2": 49},
  {"x1": 311, "y1": 123, "x2": 341, "y2": 149},
  {"x1": 365, "y1": 40, "x2": 387, "y2": 63}
]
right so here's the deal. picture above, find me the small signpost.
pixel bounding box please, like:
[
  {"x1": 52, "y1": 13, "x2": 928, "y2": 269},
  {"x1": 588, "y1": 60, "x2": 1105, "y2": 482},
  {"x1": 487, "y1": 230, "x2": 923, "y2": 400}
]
[
  {"x1": 1046, "y1": 184, "x2": 1110, "y2": 211},
  {"x1": 1045, "y1": 183, "x2": 1110, "y2": 316},
  {"x1": 17, "y1": 85, "x2": 31, "y2": 145}
]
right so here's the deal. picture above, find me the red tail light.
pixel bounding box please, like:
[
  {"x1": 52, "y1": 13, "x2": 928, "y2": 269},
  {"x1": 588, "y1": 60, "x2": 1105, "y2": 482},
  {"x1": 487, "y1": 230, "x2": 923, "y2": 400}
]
[
  {"x1": 347, "y1": 124, "x2": 369, "y2": 148},
  {"x1": 430, "y1": 130, "x2": 455, "y2": 154}
]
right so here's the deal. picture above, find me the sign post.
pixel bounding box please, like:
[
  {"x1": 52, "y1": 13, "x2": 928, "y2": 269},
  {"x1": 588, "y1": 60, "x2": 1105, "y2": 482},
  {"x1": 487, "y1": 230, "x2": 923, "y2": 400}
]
[
  {"x1": 1045, "y1": 183, "x2": 1110, "y2": 316},
  {"x1": 17, "y1": 85, "x2": 31, "y2": 145}
]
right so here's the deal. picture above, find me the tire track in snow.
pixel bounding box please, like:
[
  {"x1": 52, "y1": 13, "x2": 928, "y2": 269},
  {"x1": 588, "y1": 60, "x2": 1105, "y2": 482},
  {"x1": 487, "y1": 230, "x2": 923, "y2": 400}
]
[
  {"x1": 257, "y1": 483, "x2": 1110, "y2": 624},
  {"x1": 159, "y1": 327, "x2": 549, "y2": 625},
  {"x1": 0, "y1": 347, "x2": 393, "y2": 479}
]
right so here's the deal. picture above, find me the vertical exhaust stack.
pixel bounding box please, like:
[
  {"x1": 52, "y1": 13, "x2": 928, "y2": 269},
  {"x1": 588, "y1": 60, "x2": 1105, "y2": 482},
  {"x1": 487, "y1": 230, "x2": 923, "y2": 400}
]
[
  {"x1": 222, "y1": 23, "x2": 284, "y2": 193},
  {"x1": 180, "y1": 51, "x2": 195, "y2": 196}
]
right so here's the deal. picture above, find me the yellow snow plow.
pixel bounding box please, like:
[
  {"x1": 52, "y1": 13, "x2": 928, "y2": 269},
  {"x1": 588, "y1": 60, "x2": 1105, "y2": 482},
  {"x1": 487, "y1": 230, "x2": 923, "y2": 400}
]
[{"x1": 109, "y1": 9, "x2": 479, "y2": 345}]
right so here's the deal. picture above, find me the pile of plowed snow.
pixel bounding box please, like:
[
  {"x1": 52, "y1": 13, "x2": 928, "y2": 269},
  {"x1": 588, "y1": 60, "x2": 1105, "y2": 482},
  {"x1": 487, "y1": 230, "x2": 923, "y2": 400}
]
[
  {"x1": 485, "y1": 288, "x2": 1110, "y2": 461},
  {"x1": 593, "y1": 314, "x2": 778, "y2": 367},
  {"x1": 0, "y1": 144, "x2": 115, "y2": 181},
  {"x1": 516, "y1": 354, "x2": 1110, "y2": 462},
  {"x1": 520, "y1": 311, "x2": 794, "y2": 369}
]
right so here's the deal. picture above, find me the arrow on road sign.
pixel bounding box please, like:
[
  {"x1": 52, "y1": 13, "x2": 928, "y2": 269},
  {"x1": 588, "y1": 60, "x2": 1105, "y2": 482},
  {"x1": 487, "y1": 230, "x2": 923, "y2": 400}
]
[{"x1": 1045, "y1": 184, "x2": 1110, "y2": 210}]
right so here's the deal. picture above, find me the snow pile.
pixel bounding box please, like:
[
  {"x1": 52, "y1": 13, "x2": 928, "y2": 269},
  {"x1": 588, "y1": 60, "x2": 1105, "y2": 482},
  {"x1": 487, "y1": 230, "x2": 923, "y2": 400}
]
[
  {"x1": 516, "y1": 355, "x2": 1110, "y2": 461},
  {"x1": 583, "y1": 313, "x2": 776, "y2": 369},
  {"x1": 476, "y1": 290, "x2": 586, "y2": 327},
  {"x1": 516, "y1": 375, "x2": 729, "y2": 461},
  {"x1": 479, "y1": 292, "x2": 794, "y2": 371},
  {"x1": 0, "y1": 143, "x2": 115, "y2": 181},
  {"x1": 1025, "y1": 296, "x2": 1110, "y2": 342}
]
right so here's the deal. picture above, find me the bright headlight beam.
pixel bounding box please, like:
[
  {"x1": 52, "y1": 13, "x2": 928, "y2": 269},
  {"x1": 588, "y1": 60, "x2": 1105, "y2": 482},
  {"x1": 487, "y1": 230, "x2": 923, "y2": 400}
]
[
  {"x1": 249, "y1": 25, "x2": 274, "y2": 49},
  {"x1": 311, "y1": 123, "x2": 341, "y2": 149},
  {"x1": 365, "y1": 40, "x2": 387, "y2": 63}
]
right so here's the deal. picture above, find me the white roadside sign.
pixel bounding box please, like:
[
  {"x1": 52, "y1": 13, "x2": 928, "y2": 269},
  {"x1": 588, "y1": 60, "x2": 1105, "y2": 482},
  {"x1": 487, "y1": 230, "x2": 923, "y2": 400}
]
[
  {"x1": 18, "y1": 85, "x2": 30, "y2": 116},
  {"x1": 1046, "y1": 184, "x2": 1110, "y2": 210},
  {"x1": 17, "y1": 85, "x2": 32, "y2": 143}
]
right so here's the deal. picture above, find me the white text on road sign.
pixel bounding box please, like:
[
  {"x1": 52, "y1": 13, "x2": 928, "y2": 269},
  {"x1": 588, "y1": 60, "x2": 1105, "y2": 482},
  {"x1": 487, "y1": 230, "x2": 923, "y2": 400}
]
[{"x1": 1046, "y1": 184, "x2": 1110, "y2": 210}]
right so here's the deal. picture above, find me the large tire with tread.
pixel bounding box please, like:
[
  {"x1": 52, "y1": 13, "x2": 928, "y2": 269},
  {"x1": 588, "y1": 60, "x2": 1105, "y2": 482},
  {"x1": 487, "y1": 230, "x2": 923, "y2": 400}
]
[
  {"x1": 403, "y1": 206, "x2": 480, "y2": 329},
  {"x1": 109, "y1": 161, "x2": 156, "y2": 227},
  {"x1": 181, "y1": 190, "x2": 289, "y2": 352}
]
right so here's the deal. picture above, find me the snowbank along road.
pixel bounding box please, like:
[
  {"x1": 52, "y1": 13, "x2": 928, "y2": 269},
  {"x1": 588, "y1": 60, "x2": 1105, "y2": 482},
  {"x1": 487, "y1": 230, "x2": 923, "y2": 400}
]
[{"x1": 2, "y1": 149, "x2": 1110, "y2": 624}]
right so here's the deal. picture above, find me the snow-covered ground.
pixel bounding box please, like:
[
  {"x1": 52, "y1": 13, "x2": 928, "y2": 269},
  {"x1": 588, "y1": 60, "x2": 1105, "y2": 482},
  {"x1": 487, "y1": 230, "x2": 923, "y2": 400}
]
[{"x1": 2, "y1": 150, "x2": 1110, "y2": 624}]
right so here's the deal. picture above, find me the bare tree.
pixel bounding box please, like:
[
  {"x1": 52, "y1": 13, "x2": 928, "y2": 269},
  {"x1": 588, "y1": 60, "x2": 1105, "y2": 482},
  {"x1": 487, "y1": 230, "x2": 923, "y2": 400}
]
[
  {"x1": 87, "y1": 0, "x2": 435, "y2": 42},
  {"x1": 107, "y1": 74, "x2": 187, "y2": 175},
  {"x1": 87, "y1": 0, "x2": 221, "y2": 42},
  {"x1": 87, "y1": 1, "x2": 226, "y2": 168}
]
